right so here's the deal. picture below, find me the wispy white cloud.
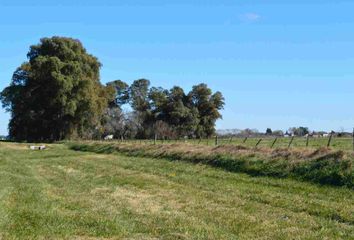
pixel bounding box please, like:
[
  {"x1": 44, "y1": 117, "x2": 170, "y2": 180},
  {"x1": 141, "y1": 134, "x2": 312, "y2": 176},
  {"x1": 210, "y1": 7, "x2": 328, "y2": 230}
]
[{"x1": 240, "y1": 13, "x2": 261, "y2": 22}]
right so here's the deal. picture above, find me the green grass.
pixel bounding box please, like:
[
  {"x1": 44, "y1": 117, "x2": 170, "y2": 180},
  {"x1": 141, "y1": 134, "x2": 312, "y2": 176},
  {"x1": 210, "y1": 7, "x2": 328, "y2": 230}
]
[
  {"x1": 0, "y1": 142, "x2": 353, "y2": 239},
  {"x1": 70, "y1": 142, "x2": 354, "y2": 188}
]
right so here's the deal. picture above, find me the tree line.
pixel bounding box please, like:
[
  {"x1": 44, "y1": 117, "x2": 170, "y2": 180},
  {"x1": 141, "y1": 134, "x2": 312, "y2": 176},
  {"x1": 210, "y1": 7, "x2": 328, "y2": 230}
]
[
  {"x1": 0, "y1": 37, "x2": 224, "y2": 142},
  {"x1": 218, "y1": 127, "x2": 351, "y2": 138}
]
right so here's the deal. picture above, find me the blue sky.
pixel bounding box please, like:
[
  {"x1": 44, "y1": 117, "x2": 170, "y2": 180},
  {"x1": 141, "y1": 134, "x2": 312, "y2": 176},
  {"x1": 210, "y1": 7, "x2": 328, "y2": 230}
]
[{"x1": 1, "y1": 0, "x2": 354, "y2": 135}]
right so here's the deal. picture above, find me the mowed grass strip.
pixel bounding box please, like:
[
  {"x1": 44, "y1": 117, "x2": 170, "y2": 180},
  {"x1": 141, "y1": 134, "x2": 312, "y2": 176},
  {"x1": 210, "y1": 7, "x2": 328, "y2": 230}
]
[{"x1": 0, "y1": 142, "x2": 353, "y2": 239}]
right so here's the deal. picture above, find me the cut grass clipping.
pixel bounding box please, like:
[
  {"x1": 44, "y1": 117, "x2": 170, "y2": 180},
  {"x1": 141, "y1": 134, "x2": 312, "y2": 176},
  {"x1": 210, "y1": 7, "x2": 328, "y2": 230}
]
[{"x1": 69, "y1": 142, "x2": 354, "y2": 188}]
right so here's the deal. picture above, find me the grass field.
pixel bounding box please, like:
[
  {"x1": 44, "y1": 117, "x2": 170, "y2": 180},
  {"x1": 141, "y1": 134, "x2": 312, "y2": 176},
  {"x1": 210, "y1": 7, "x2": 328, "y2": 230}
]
[{"x1": 0, "y1": 142, "x2": 353, "y2": 239}]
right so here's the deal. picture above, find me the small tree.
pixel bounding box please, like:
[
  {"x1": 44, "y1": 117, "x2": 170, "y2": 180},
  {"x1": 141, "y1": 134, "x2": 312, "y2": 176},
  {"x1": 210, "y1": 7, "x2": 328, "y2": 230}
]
[
  {"x1": 266, "y1": 128, "x2": 273, "y2": 135},
  {"x1": 289, "y1": 127, "x2": 309, "y2": 137},
  {"x1": 272, "y1": 130, "x2": 284, "y2": 137}
]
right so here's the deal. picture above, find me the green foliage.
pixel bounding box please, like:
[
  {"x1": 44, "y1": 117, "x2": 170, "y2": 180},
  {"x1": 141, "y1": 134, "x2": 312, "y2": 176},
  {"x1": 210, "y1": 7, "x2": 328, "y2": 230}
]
[
  {"x1": 289, "y1": 126, "x2": 310, "y2": 136},
  {"x1": 106, "y1": 80, "x2": 130, "y2": 107},
  {"x1": 106, "y1": 80, "x2": 225, "y2": 139},
  {"x1": 272, "y1": 130, "x2": 284, "y2": 136},
  {"x1": 167, "y1": 87, "x2": 199, "y2": 137},
  {"x1": 188, "y1": 84, "x2": 225, "y2": 137},
  {"x1": 129, "y1": 79, "x2": 151, "y2": 112},
  {"x1": 148, "y1": 87, "x2": 169, "y2": 120},
  {"x1": 266, "y1": 128, "x2": 273, "y2": 135},
  {"x1": 1, "y1": 37, "x2": 225, "y2": 141},
  {"x1": 0, "y1": 37, "x2": 112, "y2": 141}
]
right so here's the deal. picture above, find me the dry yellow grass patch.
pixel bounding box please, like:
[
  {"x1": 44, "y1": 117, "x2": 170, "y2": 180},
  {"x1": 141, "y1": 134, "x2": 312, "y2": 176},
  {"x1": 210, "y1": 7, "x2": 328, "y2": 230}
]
[
  {"x1": 111, "y1": 186, "x2": 184, "y2": 215},
  {"x1": 0, "y1": 142, "x2": 29, "y2": 150},
  {"x1": 107, "y1": 142, "x2": 347, "y2": 162},
  {"x1": 57, "y1": 165, "x2": 80, "y2": 175}
]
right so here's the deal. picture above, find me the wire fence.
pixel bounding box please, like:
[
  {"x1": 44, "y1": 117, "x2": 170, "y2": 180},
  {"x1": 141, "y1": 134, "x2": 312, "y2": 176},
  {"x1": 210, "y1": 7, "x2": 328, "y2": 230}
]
[{"x1": 101, "y1": 132, "x2": 354, "y2": 151}]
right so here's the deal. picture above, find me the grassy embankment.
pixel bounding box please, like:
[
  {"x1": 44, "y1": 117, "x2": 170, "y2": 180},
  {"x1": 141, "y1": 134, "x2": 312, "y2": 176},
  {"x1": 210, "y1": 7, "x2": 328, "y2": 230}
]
[
  {"x1": 69, "y1": 141, "x2": 354, "y2": 188},
  {"x1": 113, "y1": 137, "x2": 354, "y2": 151},
  {"x1": 0, "y1": 142, "x2": 353, "y2": 239},
  {"x1": 211, "y1": 137, "x2": 354, "y2": 151}
]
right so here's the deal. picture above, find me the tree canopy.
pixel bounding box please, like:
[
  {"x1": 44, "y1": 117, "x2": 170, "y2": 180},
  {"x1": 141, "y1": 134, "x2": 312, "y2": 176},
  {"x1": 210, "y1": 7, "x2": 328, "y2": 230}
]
[
  {"x1": 1, "y1": 36, "x2": 225, "y2": 141},
  {"x1": 106, "y1": 80, "x2": 225, "y2": 139},
  {"x1": 288, "y1": 127, "x2": 309, "y2": 136},
  {"x1": 1, "y1": 37, "x2": 112, "y2": 141}
]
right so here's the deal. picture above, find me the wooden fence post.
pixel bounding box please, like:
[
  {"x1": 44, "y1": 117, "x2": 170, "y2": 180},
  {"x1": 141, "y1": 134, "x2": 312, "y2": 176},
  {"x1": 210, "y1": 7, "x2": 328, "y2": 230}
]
[
  {"x1": 154, "y1": 134, "x2": 157, "y2": 145},
  {"x1": 255, "y1": 138, "x2": 262, "y2": 148},
  {"x1": 306, "y1": 135, "x2": 310, "y2": 147},
  {"x1": 327, "y1": 133, "x2": 333, "y2": 148},
  {"x1": 243, "y1": 137, "x2": 248, "y2": 143},
  {"x1": 215, "y1": 135, "x2": 219, "y2": 146},
  {"x1": 288, "y1": 136, "x2": 294, "y2": 148},
  {"x1": 271, "y1": 138, "x2": 277, "y2": 148},
  {"x1": 352, "y1": 128, "x2": 354, "y2": 151}
]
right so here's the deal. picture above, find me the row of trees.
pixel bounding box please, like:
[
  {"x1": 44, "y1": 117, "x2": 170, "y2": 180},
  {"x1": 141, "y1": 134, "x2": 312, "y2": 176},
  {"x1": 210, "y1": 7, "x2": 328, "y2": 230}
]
[
  {"x1": 218, "y1": 127, "x2": 310, "y2": 137},
  {"x1": 248, "y1": 127, "x2": 310, "y2": 137},
  {"x1": 104, "y1": 79, "x2": 224, "y2": 139},
  {"x1": 0, "y1": 37, "x2": 224, "y2": 141},
  {"x1": 219, "y1": 127, "x2": 345, "y2": 138},
  {"x1": 265, "y1": 127, "x2": 310, "y2": 136}
]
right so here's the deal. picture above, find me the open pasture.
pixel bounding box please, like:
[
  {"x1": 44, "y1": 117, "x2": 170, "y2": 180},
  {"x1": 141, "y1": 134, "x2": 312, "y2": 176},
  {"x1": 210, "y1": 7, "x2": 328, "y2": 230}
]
[{"x1": 0, "y1": 142, "x2": 353, "y2": 239}]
